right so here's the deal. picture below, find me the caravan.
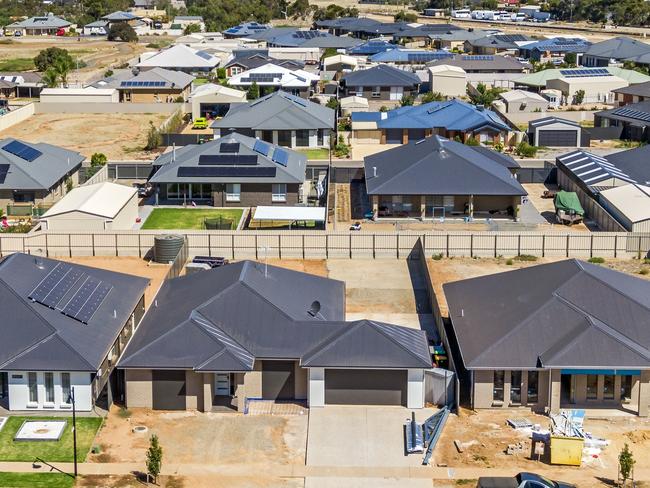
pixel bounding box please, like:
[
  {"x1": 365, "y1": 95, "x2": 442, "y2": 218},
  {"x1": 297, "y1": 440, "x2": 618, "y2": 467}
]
[{"x1": 451, "y1": 9, "x2": 471, "y2": 18}]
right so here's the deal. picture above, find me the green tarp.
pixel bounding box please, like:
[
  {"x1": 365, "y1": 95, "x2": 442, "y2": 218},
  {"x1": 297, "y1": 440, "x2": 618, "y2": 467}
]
[{"x1": 554, "y1": 191, "x2": 585, "y2": 216}]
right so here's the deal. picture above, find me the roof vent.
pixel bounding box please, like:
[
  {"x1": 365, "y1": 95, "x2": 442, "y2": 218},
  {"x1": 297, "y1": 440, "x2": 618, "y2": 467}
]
[
  {"x1": 372, "y1": 166, "x2": 377, "y2": 177},
  {"x1": 307, "y1": 300, "x2": 321, "y2": 317}
]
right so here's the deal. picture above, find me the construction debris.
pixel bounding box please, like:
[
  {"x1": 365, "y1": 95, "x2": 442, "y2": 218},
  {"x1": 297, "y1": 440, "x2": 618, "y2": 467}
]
[
  {"x1": 506, "y1": 441, "x2": 527, "y2": 455},
  {"x1": 507, "y1": 418, "x2": 533, "y2": 429}
]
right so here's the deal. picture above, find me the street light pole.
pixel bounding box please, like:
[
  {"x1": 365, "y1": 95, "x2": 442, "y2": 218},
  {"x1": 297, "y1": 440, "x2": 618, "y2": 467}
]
[{"x1": 69, "y1": 387, "x2": 78, "y2": 477}]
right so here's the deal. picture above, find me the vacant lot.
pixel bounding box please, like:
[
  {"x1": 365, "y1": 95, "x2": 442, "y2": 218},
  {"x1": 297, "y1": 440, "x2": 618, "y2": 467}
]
[
  {"x1": 0, "y1": 113, "x2": 168, "y2": 160},
  {"x1": 142, "y1": 208, "x2": 243, "y2": 230}
]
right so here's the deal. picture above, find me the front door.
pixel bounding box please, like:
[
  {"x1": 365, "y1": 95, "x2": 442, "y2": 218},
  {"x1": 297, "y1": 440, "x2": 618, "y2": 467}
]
[
  {"x1": 390, "y1": 86, "x2": 403, "y2": 101},
  {"x1": 215, "y1": 373, "x2": 230, "y2": 396}
]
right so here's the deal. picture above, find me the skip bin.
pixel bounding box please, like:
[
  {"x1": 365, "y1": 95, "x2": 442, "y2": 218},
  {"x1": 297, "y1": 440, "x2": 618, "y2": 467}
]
[{"x1": 550, "y1": 436, "x2": 584, "y2": 466}]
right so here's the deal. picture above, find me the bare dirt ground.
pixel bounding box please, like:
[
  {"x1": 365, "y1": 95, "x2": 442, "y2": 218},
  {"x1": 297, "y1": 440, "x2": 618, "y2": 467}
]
[
  {"x1": 522, "y1": 183, "x2": 591, "y2": 232},
  {"x1": 0, "y1": 113, "x2": 168, "y2": 160},
  {"x1": 264, "y1": 258, "x2": 329, "y2": 277},
  {"x1": 77, "y1": 474, "x2": 303, "y2": 488},
  {"x1": 59, "y1": 256, "x2": 169, "y2": 308}
]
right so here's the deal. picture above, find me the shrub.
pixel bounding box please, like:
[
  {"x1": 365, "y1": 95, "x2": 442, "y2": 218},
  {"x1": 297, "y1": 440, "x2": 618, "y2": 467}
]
[
  {"x1": 505, "y1": 258, "x2": 514, "y2": 265},
  {"x1": 494, "y1": 142, "x2": 504, "y2": 153},
  {"x1": 639, "y1": 268, "x2": 649, "y2": 275},
  {"x1": 515, "y1": 141, "x2": 538, "y2": 158},
  {"x1": 90, "y1": 152, "x2": 107, "y2": 167},
  {"x1": 619, "y1": 443, "x2": 635, "y2": 484},
  {"x1": 33, "y1": 47, "x2": 74, "y2": 72},
  {"x1": 400, "y1": 94, "x2": 415, "y2": 106},
  {"x1": 379, "y1": 105, "x2": 389, "y2": 112},
  {"x1": 104, "y1": 69, "x2": 113, "y2": 78},
  {"x1": 145, "y1": 121, "x2": 162, "y2": 151},
  {"x1": 108, "y1": 23, "x2": 138, "y2": 42},
  {"x1": 588, "y1": 257, "x2": 605, "y2": 264},
  {"x1": 432, "y1": 253, "x2": 443, "y2": 261},
  {"x1": 515, "y1": 254, "x2": 537, "y2": 262},
  {"x1": 465, "y1": 137, "x2": 480, "y2": 146}
]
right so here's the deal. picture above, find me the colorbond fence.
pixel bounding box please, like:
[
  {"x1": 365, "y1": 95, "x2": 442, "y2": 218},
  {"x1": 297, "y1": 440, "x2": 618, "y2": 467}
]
[{"x1": 1, "y1": 230, "x2": 648, "y2": 259}]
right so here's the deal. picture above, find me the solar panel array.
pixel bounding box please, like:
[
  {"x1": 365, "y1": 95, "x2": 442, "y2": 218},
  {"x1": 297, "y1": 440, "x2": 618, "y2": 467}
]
[
  {"x1": 196, "y1": 50, "x2": 214, "y2": 61},
  {"x1": 120, "y1": 81, "x2": 167, "y2": 87},
  {"x1": 559, "y1": 68, "x2": 611, "y2": 78},
  {"x1": 495, "y1": 34, "x2": 528, "y2": 42},
  {"x1": 558, "y1": 151, "x2": 636, "y2": 188},
  {"x1": 0, "y1": 164, "x2": 8, "y2": 184},
  {"x1": 407, "y1": 52, "x2": 452, "y2": 62},
  {"x1": 253, "y1": 139, "x2": 271, "y2": 156},
  {"x1": 461, "y1": 55, "x2": 494, "y2": 61},
  {"x1": 272, "y1": 148, "x2": 289, "y2": 167},
  {"x1": 220, "y1": 142, "x2": 240, "y2": 153},
  {"x1": 28, "y1": 263, "x2": 112, "y2": 325},
  {"x1": 178, "y1": 166, "x2": 276, "y2": 177},
  {"x1": 293, "y1": 30, "x2": 327, "y2": 39},
  {"x1": 241, "y1": 73, "x2": 282, "y2": 83},
  {"x1": 611, "y1": 107, "x2": 650, "y2": 122},
  {"x1": 198, "y1": 154, "x2": 258, "y2": 165},
  {"x1": 2, "y1": 140, "x2": 42, "y2": 162}
]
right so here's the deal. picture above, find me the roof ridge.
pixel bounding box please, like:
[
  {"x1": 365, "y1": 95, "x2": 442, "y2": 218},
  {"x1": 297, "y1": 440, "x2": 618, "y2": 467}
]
[
  {"x1": 191, "y1": 310, "x2": 254, "y2": 369},
  {"x1": 301, "y1": 320, "x2": 364, "y2": 364}
]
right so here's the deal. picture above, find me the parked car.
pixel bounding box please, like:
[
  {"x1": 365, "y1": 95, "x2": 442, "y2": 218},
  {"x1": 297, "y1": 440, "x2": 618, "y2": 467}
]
[
  {"x1": 153, "y1": 21, "x2": 163, "y2": 29},
  {"x1": 13, "y1": 31, "x2": 22, "y2": 37},
  {"x1": 193, "y1": 117, "x2": 208, "y2": 129},
  {"x1": 477, "y1": 472, "x2": 576, "y2": 488},
  {"x1": 56, "y1": 28, "x2": 66, "y2": 36}
]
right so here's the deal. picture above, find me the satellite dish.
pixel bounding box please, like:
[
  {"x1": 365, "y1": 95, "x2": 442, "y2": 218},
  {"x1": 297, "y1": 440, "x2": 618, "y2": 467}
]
[{"x1": 308, "y1": 300, "x2": 321, "y2": 317}]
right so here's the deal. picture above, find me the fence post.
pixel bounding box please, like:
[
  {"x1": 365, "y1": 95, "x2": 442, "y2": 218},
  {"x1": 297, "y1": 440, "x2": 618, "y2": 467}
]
[
  {"x1": 541, "y1": 234, "x2": 545, "y2": 258},
  {"x1": 590, "y1": 234, "x2": 594, "y2": 258},
  {"x1": 446, "y1": 234, "x2": 449, "y2": 257},
  {"x1": 278, "y1": 234, "x2": 281, "y2": 260},
  {"x1": 45, "y1": 233, "x2": 49, "y2": 257},
  {"x1": 326, "y1": 234, "x2": 329, "y2": 259},
  {"x1": 0, "y1": 235, "x2": 2, "y2": 256},
  {"x1": 566, "y1": 234, "x2": 570, "y2": 257},
  {"x1": 397, "y1": 233, "x2": 400, "y2": 259},
  {"x1": 372, "y1": 234, "x2": 375, "y2": 259},
  {"x1": 470, "y1": 234, "x2": 473, "y2": 258},
  {"x1": 422, "y1": 233, "x2": 426, "y2": 256},
  {"x1": 517, "y1": 234, "x2": 521, "y2": 256},
  {"x1": 614, "y1": 234, "x2": 617, "y2": 259},
  {"x1": 255, "y1": 234, "x2": 258, "y2": 259},
  {"x1": 302, "y1": 235, "x2": 305, "y2": 260},
  {"x1": 92, "y1": 234, "x2": 95, "y2": 256},
  {"x1": 231, "y1": 234, "x2": 235, "y2": 260},
  {"x1": 138, "y1": 234, "x2": 142, "y2": 258},
  {"x1": 114, "y1": 234, "x2": 118, "y2": 257},
  {"x1": 494, "y1": 234, "x2": 497, "y2": 258},
  {"x1": 638, "y1": 233, "x2": 642, "y2": 259},
  {"x1": 349, "y1": 233, "x2": 352, "y2": 259},
  {"x1": 68, "y1": 234, "x2": 72, "y2": 258}
]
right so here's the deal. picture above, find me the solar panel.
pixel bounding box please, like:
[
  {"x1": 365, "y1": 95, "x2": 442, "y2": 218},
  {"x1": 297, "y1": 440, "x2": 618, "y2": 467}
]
[
  {"x1": 198, "y1": 154, "x2": 258, "y2": 165},
  {"x1": 61, "y1": 276, "x2": 112, "y2": 324},
  {"x1": 74, "y1": 282, "x2": 113, "y2": 324},
  {"x1": 612, "y1": 107, "x2": 650, "y2": 122},
  {"x1": 559, "y1": 68, "x2": 611, "y2": 78},
  {"x1": 0, "y1": 164, "x2": 9, "y2": 184},
  {"x1": 196, "y1": 50, "x2": 214, "y2": 61},
  {"x1": 272, "y1": 148, "x2": 289, "y2": 167},
  {"x1": 253, "y1": 139, "x2": 270, "y2": 156},
  {"x1": 220, "y1": 143, "x2": 240, "y2": 153},
  {"x1": 29, "y1": 263, "x2": 72, "y2": 305},
  {"x1": 461, "y1": 55, "x2": 494, "y2": 61},
  {"x1": 39, "y1": 267, "x2": 84, "y2": 309},
  {"x1": 178, "y1": 166, "x2": 276, "y2": 177},
  {"x1": 2, "y1": 140, "x2": 42, "y2": 162}
]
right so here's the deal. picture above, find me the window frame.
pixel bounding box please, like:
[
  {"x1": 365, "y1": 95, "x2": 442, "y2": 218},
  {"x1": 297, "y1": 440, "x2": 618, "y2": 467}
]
[
  {"x1": 272, "y1": 183, "x2": 287, "y2": 202},
  {"x1": 586, "y1": 374, "x2": 598, "y2": 400},
  {"x1": 61, "y1": 373, "x2": 71, "y2": 405},
  {"x1": 493, "y1": 370, "x2": 505, "y2": 403},
  {"x1": 225, "y1": 183, "x2": 241, "y2": 202},
  {"x1": 28, "y1": 372, "x2": 38, "y2": 404},
  {"x1": 44, "y1": 372, "x2": 54, "y2": 404},
  {"x1": 527, "y1": 370, "x2": 539, "y2": 404}
]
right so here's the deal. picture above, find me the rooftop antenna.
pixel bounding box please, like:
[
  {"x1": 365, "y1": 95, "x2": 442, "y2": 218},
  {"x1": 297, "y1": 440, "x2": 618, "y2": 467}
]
[
  {"x1": 373, "y1": 166, "x2": 377, "y2": 177},
  {"x1": 34, "y1": 250, "x2": 45, "y2": 269}
]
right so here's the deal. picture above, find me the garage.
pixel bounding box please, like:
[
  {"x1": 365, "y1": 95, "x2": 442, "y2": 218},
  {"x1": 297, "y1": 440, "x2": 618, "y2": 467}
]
[
  {"x1": 385, "y1": 129, "x2": 403, "y2": 144},
  {"x1": 528, "y1": 117, "x2": 583, "y2": 147},
  {"x1": 538, "y1": 129, "x2": 578, "y2": 147},
  {"x1": 324, "y1": 369, "x2": 407, "y2": 406},
  {"x1": 152, "y1": 370, "x2": 186, "y2": 410},
  {"x1": 408, "y1": 129, "x2": 426, "y2": 142},
  {"x1": 262, "y1": 361, "x2": 295, "y2": 400}
]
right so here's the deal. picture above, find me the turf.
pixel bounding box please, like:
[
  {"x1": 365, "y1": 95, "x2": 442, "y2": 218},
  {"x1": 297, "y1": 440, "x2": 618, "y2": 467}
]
[
  {"x1": 0, "y1": 416, "x2": 103, "y2": 462},
  {"x1": 142, "y1": 208, "x2": 243, "y2": 230},
  {"x1": 0, "y1": 58, "x2": 35, "y2": 71},
  {"x1": 297, "y1": 148, "x2": 330, "y2": 160},
  {"x1": 0, "y1": 473, "x2": 75, "y2": 488}
]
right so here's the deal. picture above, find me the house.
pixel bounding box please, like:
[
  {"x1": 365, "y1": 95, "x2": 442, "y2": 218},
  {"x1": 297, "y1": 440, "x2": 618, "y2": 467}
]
[
  {"x1": 518, "y1": 37, "x2": 591, "y2": 64},
  {"x1": 465, "y1": 34, "x2": 533, "y2": 56},
  {"x1": 0, "y1": 72, "x2": 44, "y2": 98},
  {"x1": 612, "y1": 81, "x2": 650, "y2": 107},
  {"x1": 101, "y1": 11, "x2": 141, "y2": 26},
  {"x1": 347, "y1": 39, "x2": 397, "y2": 56},
  {"x1": 223, "y1": 22, "x2": 271, "y2": 39},
  {"x1": 39, "y1": 88, "x2": 119, "y2": 104},
  {"x1": 515, "y1": 67, "x2": 650, "y2": 93},
  {"x1": 546, "y1": 70, "x2": 629, "y2": 105},
  {"x1": 392, "y1": 25, "x2": 486, "y2": 50},
  {"x1": 368, "y1": 48, "x2": 453, "y2": 66},
  {"x1": 136, "y1": 45, "x2": 219, "y2": 74},
  {"x1": 582, "y1": 36, "x2": 650, "y2": 67},
  {"x1": 364, "y1": 135, "x2": 525, "y2": 219},
  {"x1": 594, "y1": 101, "x2": 650, "y2": 141},
  {"x1": 0, "y1": 253, "x2": 149, "y2": 411},
  {"x1": 527, "y1": 117, "x2": 584, "y2": 147},
  {"x1": 223, "y1": 51, "x2": 304, "y2": 78},
  {"x1": 427, "y1": 54, "x2": 528, "y2": 88},
  {"x1": 339, "y1": 64, "x2": 420, "y2": 101},
  {"x1": 443, "y1": 260, "x2": 650, "y2": 416},
  {"x1": 322, "y1": 54, "x2": 358, "y2": 73},
  {"x1": 211, "y1": 91, "x2": 334, "y2": 148},
  {"x1": 4, "y1": 14, "x2": 71, "y2": 36},
  {"x1": 0, "y1": 139, "x2": 84, "y2": 213},
  {"x1": 428, "y1": 65, "x2": 467, "y2": 98},
  {"x1": 119, "y1": 260, "x2": 431, "y2": 411},
  {"x1": 599, "y1": 184, "x2": 650, "y2": 233},
  {"x1": 148, "y1": 132, "x2": 306, "y2": 206},
  {"x1": 313, "y1": 17, "x2": 383, "y2": 38},
  {"x1": 40, "y1": 182, "x2": 138, "y2": 231},
  {"x1": 351, "y1": 99, "x2": 511, "y2": 145},
  {"x1": 188, "y1": 83, "x2": 247, "y2": 120},
  {"x1": 82, "y1": 20, "x2": 109, "y2": 36},
  {"x1": 497, "y1": 89, "x2": 549, "y2": 113},
  {"x1": 94, "y1": 67, "x2": 195, "y2": 103},
  {"x1": 172, "y1": 16, "x2": 205, "y2": 33},
  {"x1": 266, "y1": 30, "x2": 362, "y2": 50},
  {"x1": 226, "y1": 63, "x2": 319, "y2": 98}
]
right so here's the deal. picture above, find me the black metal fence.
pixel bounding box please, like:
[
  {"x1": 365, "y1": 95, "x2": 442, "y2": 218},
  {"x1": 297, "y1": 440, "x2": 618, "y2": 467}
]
[{"x1": 161, "y1": 133, "x2": 213, "y2": 146}]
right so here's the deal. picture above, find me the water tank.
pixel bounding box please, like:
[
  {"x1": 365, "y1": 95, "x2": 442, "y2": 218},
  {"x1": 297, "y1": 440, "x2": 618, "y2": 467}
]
[{"x1": 153, "y1": 234, "x2": 184, "y2": 263}]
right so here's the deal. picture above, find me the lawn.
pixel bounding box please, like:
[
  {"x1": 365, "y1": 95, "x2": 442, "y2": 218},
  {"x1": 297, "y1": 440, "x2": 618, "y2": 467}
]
[
  {"x1": 0, "y1": 473, "x2": 75, "y2": 488},
  {"x1": 0, "y1": 417, "x2": 103, "y2": 462},
  {"x1": 141, "y1": 208, "x2": 243, "y2": 230},
  {"x1": 0, "y1": 57, "x2": 35, "y2": 71},
  {"x1": 297, "y1": 148, "x2": 330, "y2": 160}
]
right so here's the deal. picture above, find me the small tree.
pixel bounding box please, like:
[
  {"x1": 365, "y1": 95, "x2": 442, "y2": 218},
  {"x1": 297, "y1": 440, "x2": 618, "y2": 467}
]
[
  {"x1": 183, "y1": 23, "x2": 201, "y2": 35},
  {"x1": 563, "y1": 52, "x2": 577, "y2": 66},
  {"x1": 108, "y1": 23, "x2": 138, "y2": 42},
  {"x1": 394, "y1": 10, "x2": 418, "y2": 22},
  {"x1": 145, "y1": 121, "x2": 162, "y2": 151},
  {"x1": 619, "y1": 443, "x2": 635, "y2": 486},
  {"x1": 42, "y1": 68, "x2": 60, "y2": 88},
  {"x1": 421, "y1": 91, "x2": 446, "y2": 103},
  {"x1": 246, "y1": 81, "x2": 260, "y2": 100},
  {"x1": 65, "y1": 177, "x2": 73, "y2": 193},
  {"x1": 145, "y1": 434, "x2": 163, "y2": 484},
  {"x1": 33, "y1": 47, "x2": 74, "y2": 72},
  {"x1": 400, "y1": 94, "x2": 415, "y2": 106},
  {"x1": 574, "y1": 89, "x2": 585, "y2": 105},
  {"x1": 326, "y1": 97, "x2": 339, "y2": 110},
  {"x1": 90, "y1": 152, "x2": 108, "y2": 167}
]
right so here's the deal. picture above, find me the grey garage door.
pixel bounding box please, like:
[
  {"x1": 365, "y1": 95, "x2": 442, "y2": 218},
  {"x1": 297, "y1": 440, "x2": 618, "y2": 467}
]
[
  {"x1": 262, "y1": 361, "x2": 295, "y2": 400},
  {"x1": 325, "y1": 369, "x2": 407, "y2": 406},
  {"x1": 538, "y1": 129, "x2": 578, "y2": 147},
  {"x1": 408, "y1": 129, "x2": 426, "y2": 141},
  {"x1": 385, "y1": 129, "x2": 403, "y2": 144},
  {"x1": 152, "y1": 370, "x2": 186, "y2": 410}
]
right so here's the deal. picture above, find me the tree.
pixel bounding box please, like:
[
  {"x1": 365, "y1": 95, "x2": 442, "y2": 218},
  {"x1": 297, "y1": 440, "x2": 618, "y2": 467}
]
[
  {"x1": 619, "y1": 443, "x2": 635, "y2": 486},
  {"x1": 145, "y1": 434, "x2": 163, "y2": 484},
  {"x1": 394, "y1": 10, "x2": 418, "y2": 22},
  {"x1": 468, "y1": 83, "x2": 503, "y2": 106},
  {"x1": 42, "y1": 68, "x2": 60, "y2": 88},
  {"x1": 573, "y1": 89, "x2": 585, "y2": 105},
  {"x1": 288, "y1": 0, "x2": 312, "y2": 19},
  {"x1": 563, "y1": 52, "x2": 577, "y2": 66},
  {"x1": 246, "y1": 81, "x2": 260, "y2": 100},
  {"x1": 326, "y1": 97, "x2": 339, "y2": 110},
  {"x1": 34, "y1": 47, "x2": 74, "y2": 72},
  {"x1": 53, "y1": 57, "x2": 73, "y2": 86},
  {"x1": 108, "y1": 23, "x2": 138, "y2": 42},
  {"x1": 91, "y1": 152, "x2": 108, "y2": 167},
  {"x1": 145, "y1": 121, "x2": 162, "y2": 151},
  {"x1": 421, "y1": 91, "x2": 445, "y2": 103},
  {"x1": 400, "y1": 94, "x2": 415, "y2": 106},
  {"x1": 183, "y1": 23, "x2": 201, "y2": 35}
]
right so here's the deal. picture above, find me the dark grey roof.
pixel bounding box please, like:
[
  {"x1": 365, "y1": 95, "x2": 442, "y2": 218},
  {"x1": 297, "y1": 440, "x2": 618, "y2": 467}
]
[
  {"x1": 364, "y1": 136, "x2": 526, "y2": 196},
  {"x1": 224, "y1": 52, "x2": 304, "y2": 71},
  {"x1": 469, "y1": 145, "x2": 520, "y2": 169},
  {"x1": 467, "y1": 34, "x2": 532, "y2": 49},
  {"x1": 269, "y1": 31, "x2": 363, "y2": 49},
  {"x1": 444, "y1": 259, "x2": 650, "y2": 370},
  {"x1": 341, "y1": 64, "x2": 420, "y2": 88},
  {"x1": 119, "y1": 261, "x2": 432, "y2": 371},
  {"x1": 528, "y1": 116, "x2": 580, "y2": 130},
  {"x1": 584, "y1": 36, "x2": 650, "y2": 61},
  {"x1": 0, "y1": 138, "x2": 84, "y2": 191},
  {"x1": 427, "y1": 54, "x2": 527, "y2": 72},
  {"x1": 0, "y1": 253, "x2": 149, "y2": 372},
  {"x1": 612, "y1": 80, "x2": 650, "y2": 97},
  {"x1": 149, "y1": 132, "x2": 307, "y2": 184},
  {"x1": 211, "y1": 91, "x2": 334, "y2": 131},
  {"x1": 596, "y1": 100, "x2": 650, "y2": 128},
  {"x1": 9, "y1": 15, "x2": 70, "y2": 29}
]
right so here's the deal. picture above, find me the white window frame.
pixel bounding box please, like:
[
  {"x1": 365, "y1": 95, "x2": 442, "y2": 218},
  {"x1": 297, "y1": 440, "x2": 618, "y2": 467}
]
[
  {"x1": 226, "y1": 183, "x2": 241, "y2": 202},
  {"x1": 272, "y1": 183, "x2": 287, "y2": 202},
  {"x1": 60, "y1": 373, "x2": 71, "y2": 406},
  {"x1": 44, "y1": 372, "x2": 55, "y2": 406},
  {"x1": 28, "y1": 372, "x2": 38, "y2": 405},
  {"x1": 372, "y1": 86, "x2": 381, "y2": 98},
  {"x1": 355, "y1": 85, "x2": 364, "y2": 97}
]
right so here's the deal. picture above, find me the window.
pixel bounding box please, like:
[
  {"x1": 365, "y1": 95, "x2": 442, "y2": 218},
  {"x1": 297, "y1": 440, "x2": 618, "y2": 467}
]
[
  {"x1": 295, "y1": 129, "x2": 310, "y2": 147},
  {"x1": 61, "y1": 373, "x2": 71, "y2": 404},
  {"x1": 603, "y1": 375, "x2": 615, "y2": 400},
  {"x1": 261, "y1": 130, "x2": 274, "y2": 143},
  {"x1": 44, "y1": 372, "x2": 54, "y2": 403},
  {"x1": 231, "y1": 66, "x2": 242, "y2": 75},
  {"x1": 372, "y1": 86, "x2": 381, "y2": 98},
  {"x1": 28, "y1": 372, "x2": 38, "y2": 403},
  {"x1": 226, "y1": 183, "x2": 241, "y2": 202},
  {"x1": 527, "y1": 371, "x2": 539, "y2": 404},
  {"x1": 587, "y1": 375, "x2": 598, "y2": 400},
  {"x1": 317, "y1": 129, "x2": 326, "y2": 147},
  {"x1": 0, "y1": 372, "x2": 7, "y2": 399},
  {"x1": 191, "y1": 183, "x2": 212, "y2": 200},
  {"x1": 510, "y1": 371, "x2": 522, "y2": 404},
  {"x1": 493, "y1": 371, "x2": 504, "y2": 402},
  {"x1": 277, "y1": 130, "x2": 292, "y2": 147},
  {"x1": 272, "y1": 183, "x2": 287, "y2": 202},
  {"x1": 166, "y1": 183, "x2": 190, "y2": 200},
  {"x1": 354, "y1": 85, "x2": 364, "y2": 96}
]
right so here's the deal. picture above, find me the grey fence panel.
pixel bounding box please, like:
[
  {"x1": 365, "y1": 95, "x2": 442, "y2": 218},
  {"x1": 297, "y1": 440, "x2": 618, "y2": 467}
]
[{"x1": 425, "y1": 369, "x2": 456, "y2": 408}]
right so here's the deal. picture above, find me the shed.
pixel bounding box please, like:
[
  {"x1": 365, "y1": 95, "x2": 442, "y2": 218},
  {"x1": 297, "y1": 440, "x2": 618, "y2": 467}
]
[
  {"x1": 499, "y1": 90, "x2": 549, "y2": 113},
  {"x1": 428, "y1": 65, "x2": 467, "y2": 98},
  {"x1": 40, "y1": 182, "x2": 138, "y2": 231},
  {"x1": 39, "y1": 87, "x2": 119, "y2": 104},
  {"x1": 188, "y1": 83, "x2": 247, "y2": 120},
  {"x1": 323, "y1": 54, "x2": 358, "y2": 72},
  {"x1": 599, "y1": 183, "x2": 650, "y2": 233},
  {"x1": 528, "y1": 117, "x2": 583, "y2": 147},
  {"x1": 340, "y1": 96, "x2": 369, "y2": 115}
]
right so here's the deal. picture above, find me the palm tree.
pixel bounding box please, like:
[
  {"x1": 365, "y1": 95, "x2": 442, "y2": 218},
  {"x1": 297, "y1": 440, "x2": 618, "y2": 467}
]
[
  {"x1": 42, "y1": 68, "x2": 59, "y2": 88},
  {"x1": 53, "y1": 57, "x2": 73, "y2": 87}
]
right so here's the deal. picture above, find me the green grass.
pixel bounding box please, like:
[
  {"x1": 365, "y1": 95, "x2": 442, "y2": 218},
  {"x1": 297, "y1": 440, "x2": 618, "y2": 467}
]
[
  {"x1": 297, "y1": 148, "x2": 330, "y2": 160},
  {"x1": 0, "y1": 58, "x2": 35, "y2": 71},
  {"x1": 0, "y1": 473, "x2": 75, "y2": 488},
  {"x1": 142, "y1": 208, "x2": 243, "y2": 230},
  {"x1": 0, "y1": 417, "x2": 103, "y2": 462},
  {"x1": 193, "y1": 77, "x2": 210, "y2": 86}
]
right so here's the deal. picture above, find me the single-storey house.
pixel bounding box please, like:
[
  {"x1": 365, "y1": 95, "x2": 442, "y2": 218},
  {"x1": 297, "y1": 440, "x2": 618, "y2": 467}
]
[
  {"x1": 93, "y1": 67, "x2": 195, "y2": 103},
  {"x1": 612, "y1": 81, "x2": 650, "y2": 107},
  {"x1": 594, "y1": 101, "x2": 650, "y2": 141},
  {"x1": 211, "y1": 91, "x2": 334, "y2": 149},
  {"x1": 518, "y1": 37, "x2": 591, "y2": 64},
  {"x1": 0, "y1": 253, "x2": 149, "y2": 411},
  {"x1": 82, "y1": 20, "x2": 109, "y2": 36},
  {"x1": 368, "y1": 49, "x2": 453, "y2": 66},
  {"x1": 137, "y1": 45, "x2": 219, "y2": 74},
  {"x1": 340, "y1": 95, "x2": 369, "y2": 116},
  {"x1": 223, "y1": 22, "x2": 271, "y2": 39},
  {"x1": 266, "y1": 30, "x2": 362, "y2": 50},
  {"x1": 546, "y1": 70, "x2": 628, "y2": 105},
  {"x1": 465, "y1": 34, "x2": 533, "y2": 56},
  {"x1": 172, "y1": 16, "x2": 205, "y2": 33},
  {"x1": 0, "y1": 72, "x2": 44, "y2": 98},
  {"x1": 351, "y1": 99, "x2": 511, "y2": 146},
  {"x1": 392, "y1": 25, "x2": 485, "y2": 50},
  {"x1": 119, "y1": 260, "x2": 431, "y2": 411},
  {"x1": 427, "y1": 54, "x2": 529, "y2": 88},
  {"x1": 428, "y1": 65, "x2": 467, "y2": 98},
  {"x1": 582, "y1": 36, "x2": 650, "y2": 68},
  {"x1": 527, "y1": 117, "x2": 584, "y2": 147},
  {"x1": 498, "y1": 90, "x2": 549, "y2": 113},
  {"x1": 149, "y1": 132, "x2": 306, "y2": 206},
  {"x1": 101, "y1": 11, "x2": 141, "y2": 26},
  {"x1": 0, "y1": 139, "x2": 84, "y2": 214},
  {"x1": 347, "y1": 39, "x2": 398, "y2": 56},
  {"x1": 223, "y1": 51, "x2": 304, "y2": 78},
  {"x1": 322, "y1": 54, "x2": 358, "y2": 73},
  {"x1": 364, "y1": 135, "x2": 525, "y2": 219},
  {"x1": 443, "y1": 260, "x2": 650, "y2": 416},
  {"x1": 4, "y1": 14, "x2": 71, "y2": 36},
  {"x1": 227, "y1": 63, "x2": 319, "y2": 98},
  {"x1": 40, "y1": 182, "x2": 138, "y2": 231},
  {"x1": 188, "y1": 83, "x2": 247, "y2": 120},
  {"x1": 599, "y1": 184, "x2": 650, "y2": 233},
  {"x1": 339, "y1": 64, "x2": 421, "y2": 101}
]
